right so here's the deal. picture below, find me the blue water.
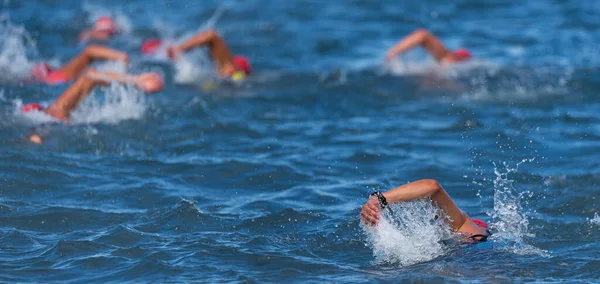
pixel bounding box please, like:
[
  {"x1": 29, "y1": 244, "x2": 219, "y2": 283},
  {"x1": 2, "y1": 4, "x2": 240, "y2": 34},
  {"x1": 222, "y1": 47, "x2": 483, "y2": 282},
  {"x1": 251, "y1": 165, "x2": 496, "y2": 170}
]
[{"x1": 1, "y1": 0, "x2": 600, "y2": 282}]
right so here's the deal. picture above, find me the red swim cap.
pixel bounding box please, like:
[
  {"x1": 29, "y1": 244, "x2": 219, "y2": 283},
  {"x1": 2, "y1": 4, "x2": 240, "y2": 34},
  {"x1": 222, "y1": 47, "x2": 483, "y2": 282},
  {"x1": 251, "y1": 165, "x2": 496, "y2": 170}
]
[
  {"x1": 22, "y1": 103, "x2": 44, "y2": 113},
  {"x1": 452, "y1": 48, "x2": 472, "y2": 60},
  {"x1": 233, "y1": 55, "x2": 251, "y2": 75},
  {"x1": 141, "y1": 38, "x2": 163, "y2": 55},
  {"x1": 94, "y1": 16, "x2": 118, "y2": 34},
  {"x1": 32, "y1": 63, "x2": 52, "y2": 80},
  {"x1": 472, "y1": 218, "x2": 488, "y2": 228}
]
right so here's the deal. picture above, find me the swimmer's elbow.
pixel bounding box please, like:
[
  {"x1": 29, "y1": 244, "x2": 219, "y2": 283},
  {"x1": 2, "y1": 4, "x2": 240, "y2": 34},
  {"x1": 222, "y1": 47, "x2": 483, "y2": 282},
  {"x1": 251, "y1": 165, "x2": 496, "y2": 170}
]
[
  {"x1": 419, "y1": 179, "x2": 442, "y2": 192},
  {"x1": 205, "y1": 29, "x2": 218, "y2": 39},
  {"x1": 414, "y1": 28, "x2": 431, "y2": 39}
]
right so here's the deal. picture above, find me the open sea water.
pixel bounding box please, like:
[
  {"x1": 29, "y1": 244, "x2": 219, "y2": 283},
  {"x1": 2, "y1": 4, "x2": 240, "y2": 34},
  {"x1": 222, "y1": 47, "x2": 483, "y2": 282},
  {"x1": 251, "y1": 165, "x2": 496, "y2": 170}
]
[{"x1": 1, "y1": 0, "x2": 600, "y2": 282}]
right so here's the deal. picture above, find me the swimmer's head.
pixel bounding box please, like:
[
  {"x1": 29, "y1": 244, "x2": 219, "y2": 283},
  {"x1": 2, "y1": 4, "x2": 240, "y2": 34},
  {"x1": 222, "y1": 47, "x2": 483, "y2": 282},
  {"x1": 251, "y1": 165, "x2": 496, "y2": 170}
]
[
  {"x1": 233, "y1": 55, "x2": 251, "y2": 75},
  {"x1": 22, "y1": 103, "x2": 44, "y2": 113},
  {"x1": 32, "y1": 63, "x2": 52, "y2": 80},
  {"x1": 472, "y1": 218, "x2": 488, "y2": 229},
  {"x1": 93, "y1": 16, "x2": 118, "y2": 34},
  {"x1": 141, "y1": 38, "x2": 163, "y2": 55},
  {"x1": 452, "y1": 48, "x2": 472, "y2": 61}
]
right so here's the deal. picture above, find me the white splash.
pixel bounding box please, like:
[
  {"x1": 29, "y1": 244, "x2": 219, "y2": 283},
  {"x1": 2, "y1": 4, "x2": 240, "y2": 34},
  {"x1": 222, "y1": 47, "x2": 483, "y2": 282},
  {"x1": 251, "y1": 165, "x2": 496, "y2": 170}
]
[
  {"x1": 95, "y1": 60, "x2": 128, "y2": 74},
  {"x1": 173, "y1": 52, "x2": 215, "y2": 84},
  {"x1": 13, "y1": 99, "x2": 57, "y2": 124},
  {"x1": 490, "y1": 159, "x2": 549, "y2": 256},
  {"x1": 69, "y1": 81, "x2": 147, "y2": 124},
  {"x1": 589, "y1": 212, "x2": 600, "y2": 226},
  {"x1": 0, "y1": 15, "x2": 39, "y2": 80},
  {"x1": 362, "y1": 199, "x2": 454, "y2": 266}
]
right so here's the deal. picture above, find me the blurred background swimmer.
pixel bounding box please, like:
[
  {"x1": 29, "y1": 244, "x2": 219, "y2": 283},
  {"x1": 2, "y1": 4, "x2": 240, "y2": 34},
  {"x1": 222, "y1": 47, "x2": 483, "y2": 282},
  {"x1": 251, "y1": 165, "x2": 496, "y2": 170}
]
[
  {"x1": 31, "y1": 45, "x2": 128, "y2": 85},
  {"x1": 22, "y1": 69, "x2": 163, "y2": 143},
  {"x1": 141, "y1": 29, "x2": 251, "y2": 81},
  {"x1": 79, "y1": 16, "x2": 120, "y2": 42},
  {"x1": 386, "y1": 28, "x2": 472, "y2": 65},
  {"x1": 361, "y1": 179, "x2": 490, "y2": 243}
]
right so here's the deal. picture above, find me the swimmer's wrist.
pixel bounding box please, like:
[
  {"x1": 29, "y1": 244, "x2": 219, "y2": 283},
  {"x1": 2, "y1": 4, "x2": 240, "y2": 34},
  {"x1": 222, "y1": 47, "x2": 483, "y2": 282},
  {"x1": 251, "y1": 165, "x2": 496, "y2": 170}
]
[{"x1": 370, "y1": 191, "x2": 388, "y2": 208}]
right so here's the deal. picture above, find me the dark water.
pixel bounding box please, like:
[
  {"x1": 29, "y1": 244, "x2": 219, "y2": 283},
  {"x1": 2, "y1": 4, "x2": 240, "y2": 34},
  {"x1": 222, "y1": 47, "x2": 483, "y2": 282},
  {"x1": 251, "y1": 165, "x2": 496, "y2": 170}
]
[{"x1": 1, "y1": 0, "x2": 600, "y2": 282}]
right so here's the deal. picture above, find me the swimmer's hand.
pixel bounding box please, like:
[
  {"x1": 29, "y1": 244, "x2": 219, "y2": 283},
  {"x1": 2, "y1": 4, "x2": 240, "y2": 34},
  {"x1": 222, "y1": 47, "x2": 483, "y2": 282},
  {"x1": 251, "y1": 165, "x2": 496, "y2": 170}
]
[
  {"x1": 116, "y1": 53, "x2": 129, "y2": 65},
  {"x1": 385, "y1": 49, "x2": 400, "y2": 62},
  {"x1": 29, "y1": 134, "x2": 43, "y2": 144},
  {"x1": 134, "y1": 73, "x2": 164, "y2": 94},
  {"x1": 360, "y1": 196, "x2": 381, "y2": 225},
  {"x1": 167, "y1": 46, "x2": 182, "y2": 60}
]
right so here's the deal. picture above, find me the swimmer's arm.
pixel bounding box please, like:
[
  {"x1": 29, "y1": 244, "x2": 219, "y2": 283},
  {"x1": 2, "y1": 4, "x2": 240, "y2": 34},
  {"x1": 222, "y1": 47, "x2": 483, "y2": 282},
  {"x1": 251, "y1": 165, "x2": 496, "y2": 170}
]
[
  {"x1": 84, "y1": 45, "x2": 129, "y2": 63},
  {"x1": 361, "y1": 180, "x2": 442, "y2": 226},
  {"x1": 86, "y1": 70, "x2": 163, "y2": 93},
  {"x1": 385, "y1": 29, "x2": 451, "y2": 62},
  {"x1": 381, "y1": 179, "x2": 443, "y2": 202},
  {"x1": 361, "y1": 179, "x2": 466, "y2": 229},
  {"x1": 175, "y1": 32, "x2": 208, "y2": 52},
  {"x1": 173, "y1": 29, "x2": 221, "y2": 53},
  {"x1": 384, "y1": 179, "x2": 466, "y2": 230}
]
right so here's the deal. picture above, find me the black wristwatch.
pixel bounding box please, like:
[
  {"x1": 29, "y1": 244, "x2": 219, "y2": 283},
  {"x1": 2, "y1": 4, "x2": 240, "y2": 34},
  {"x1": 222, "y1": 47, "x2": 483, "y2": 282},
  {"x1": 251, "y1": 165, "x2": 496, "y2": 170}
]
[{"x1": 370, "y1": 191, "x2": 388, "y2": 208}]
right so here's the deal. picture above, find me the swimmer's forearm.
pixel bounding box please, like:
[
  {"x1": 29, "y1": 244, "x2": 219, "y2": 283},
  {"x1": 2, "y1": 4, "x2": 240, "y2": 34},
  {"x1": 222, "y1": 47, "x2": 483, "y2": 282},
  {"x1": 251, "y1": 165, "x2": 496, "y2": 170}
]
[
  {"x1": 386, "y1": 32, "x2": 424, "y2": 59},
  {"x1": 382, "y1": 179, "x2": 442, "y2": 203},
  {"x1": 177, "y1": 36, "x2": 201, "y2": 52},
  {"x1": 177, "y1": 30, "x2": 218, "y2": 52}
]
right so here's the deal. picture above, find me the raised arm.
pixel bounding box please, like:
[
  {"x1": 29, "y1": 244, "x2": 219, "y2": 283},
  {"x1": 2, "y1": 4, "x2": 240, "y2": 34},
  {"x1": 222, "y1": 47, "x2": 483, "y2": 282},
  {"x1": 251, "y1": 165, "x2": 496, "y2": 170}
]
[
  {"x1": 167, "y1": 29, "x2": 237, "y2": 76},
  {"x1": 56, "y1": 45, "x2": 129, "y2": 81},
  {"x1": 385, "y1": 29, "x2": 452, "y2": 62},
  {"x1": 360, "y1": 179, "x2": 467, "y2": 231}
]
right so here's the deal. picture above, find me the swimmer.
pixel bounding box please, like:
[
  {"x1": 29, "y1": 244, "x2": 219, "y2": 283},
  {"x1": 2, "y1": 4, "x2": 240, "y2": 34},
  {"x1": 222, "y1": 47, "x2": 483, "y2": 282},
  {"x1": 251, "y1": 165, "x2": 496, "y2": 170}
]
[
  {"x1": 22, "y1": 69, "x2": 163, "y2": 143},
  {"x1": 31, "y1": 45, "x2": 128, "y2": 85},
  {"x1": 386, "y1": 29, "x2": 472, "y2": 65},
  {"x1": 144, "y1": 29, "x2": 250, "y2": 79},
  {"x1": 360, "y1": 179, "x2": 490, "y2": 243},
  {"x1": 79, "y1": 16, "x2": 119, "y2": 42}
]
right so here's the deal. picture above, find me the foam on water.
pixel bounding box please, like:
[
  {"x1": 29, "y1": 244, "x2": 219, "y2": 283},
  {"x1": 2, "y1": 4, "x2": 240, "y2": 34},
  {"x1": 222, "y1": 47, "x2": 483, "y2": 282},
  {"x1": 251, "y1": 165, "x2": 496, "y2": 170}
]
[
  {"x1": 69, "y1": 82, "x2": 148, "y2": 124},
  {"x1": 173, "y1": 52, "x2": 215, "y2": 84},
  {"x1": 95, "y1": 60, "x2": 128, "y2": 74},
  {"x1": 0, "y1": 15, "x2": 38, "y2": 81},
  {"x1": 361, "y1": 199, "x2": 454, "y2": 267},
  {"x1": 490, "y1": 159, "x2": 548, "y2": 256},
  {"x1": 12, "y1": 82, "x2": 147, "y2": 125}
]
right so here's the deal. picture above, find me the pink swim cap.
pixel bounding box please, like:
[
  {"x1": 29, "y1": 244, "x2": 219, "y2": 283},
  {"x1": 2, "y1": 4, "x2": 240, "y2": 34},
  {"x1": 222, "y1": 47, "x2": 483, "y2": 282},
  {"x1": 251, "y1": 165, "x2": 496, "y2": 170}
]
[
  {"x1": 94, "y1": 16, "x2": 118, "y2": 34},
  {"x1": 22, "y1": 103, "x2": 44, "y2": 113},
  {"x1": 233, "y1": 55, "x2": 251, "y2": 75},
  {"x1": 452, "y1": 48, "x2": 472, "y2": 60},
  {"x1": 141, "y1": 38, "x2": 163, "y2": 54},
  {"x1": 472, "y1": 218, "x2": 488, "y2": 229}
]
